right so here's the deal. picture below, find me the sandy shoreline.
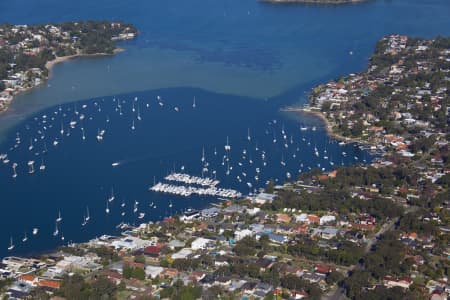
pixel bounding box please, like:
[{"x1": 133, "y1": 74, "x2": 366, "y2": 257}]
[
  {"x1": 282, "y1": 107, "x2": 369, "y2": 145},
  {"x1": 0, "y1": 48, "x2": 125, "y2": 114},
  {"x1": 45, "y1": 47, "x2": 124, "y2": 78}
]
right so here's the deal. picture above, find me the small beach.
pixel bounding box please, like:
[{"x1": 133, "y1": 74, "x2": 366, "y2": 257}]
[{"x1": 45, "y1": 48, "x2": 125, "y2": 79}]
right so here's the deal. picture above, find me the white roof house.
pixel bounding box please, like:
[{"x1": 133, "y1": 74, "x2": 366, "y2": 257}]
[
  {"x1": 234, "y1": 229, "x2": 254, "y2": 241},
  {"x1": 171, "y1": 248, "x2": 193, "y2": 260},
  {"x1": 191, "y1": 237, "x2": 213, "y2": 250},
  {"x1": 253, "y1": 193, "x2": 277, "y2": 204},
  {"x1": 319, "y1": 215, "x2": 336, "y2": 225},
  {"x1": 111, "y1": 237, "x2": 151, "y2": 251},
  {"x1": 145, "y1": 265, "x2": 164, "y2": 279}
]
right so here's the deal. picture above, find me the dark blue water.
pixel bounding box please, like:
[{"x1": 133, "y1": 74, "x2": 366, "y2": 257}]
[
  {"x1": 0, "y1": 88, "x2": 369, "y2": 257},
  {"x1": 0, "y1": 0, "x2": 449, "y2": 258}
]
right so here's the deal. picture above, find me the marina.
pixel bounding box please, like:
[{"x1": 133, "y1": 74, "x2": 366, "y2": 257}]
[
  {"x1": 150, "y1": 182, "x2": 242, "y2": 198},
  {"x1": 164, "y1": 173, "x2": 220, "y2": 187},
  {"x1": 0, "y1": 87, "x2": 373, "y2": 257}
]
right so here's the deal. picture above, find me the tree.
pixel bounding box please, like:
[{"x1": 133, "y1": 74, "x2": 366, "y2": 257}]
[
  {"x1": 90, "y1": 276, "x2": 117, "y2": 299},
  {"x1": 123, "y1": 265, "x2": 133, "y2": 279},
  {"x1": 132, "y1": 267, "x2": 146, "y2": 280},
  {"x1": 27, "y1": 287, "x2": 50, "y2": 300},
  {"x1": 259, "y1": 234, "x2": 270, "y2": 250},
  {"x1": 326, "y1": 271, "x2": 344, "y2": 285},
  {"x1": 234, "y1": 236, "x2": 257, "y2": 257}
]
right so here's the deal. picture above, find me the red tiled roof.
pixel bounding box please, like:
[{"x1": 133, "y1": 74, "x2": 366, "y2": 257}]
[
  {"x1": 307, "y1": 215, "x2": 320, "y2": 224},
  {"x1": 144, "y1": 246, "x2": 161, "y2": 255},
  {"x1": 315, "y1": 265, "x2": 334, "y2": 274},
  {"x1": 19, "y1": 275, "x2": 36, "y2": 282},
  {"x1": 38, "y1": 279, "x2": 61, "y2": 289}
]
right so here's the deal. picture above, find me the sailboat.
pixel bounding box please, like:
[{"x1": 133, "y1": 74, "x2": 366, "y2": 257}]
[
  {"x1": 201, "y1": 147, "x2": 205, "y2": 163},
  {"x1": 192, "y1": 97, "x2": 196, "y2": 108},
  {"x1": 96, "y1": 129, "x2": 103, "y2": 141},
  {"x1": 53, "y1": 222, "x2": 59, "y2": 236},
  {"x1": 28, "y1": 160, "x2": 35, "y2": 174},
  {"x1": 56, "y1": 210, "x2": 62, "y2": 223},
  {"x1": 42, "y1": 141, "x2": 48, "y2": 153},
  {"x1": 61, "y1": 233, "x2": 65, "y2": 241},
  {"x1": 224, "y1": 136, "x2": 231, "y2": 151},
  {"x1": 22, "y1": 232, "x2": 28, "y2": 243},
  {"x1": 60, "y1": 123, "x2": 64, "y2": 136},
  {"x1": 108, "y1": 188, "x2": 115, "y2": 202},
  {"x1": 7, "y1": 237, "x2": 14, "y2": 251},
  {"x1": 137, "y1": 106, "x2": 142, "y2": 121},
  {"x1": 133, "y1": 201, "x2": 138, "y2": 213},
  {"x1": 29, "y1": 138, "x2": 34, "y2": 151},
  {"x1": 156, "y1": 95, "x2": 164, "y2": 106},
  {"x1": 131, "y1": 120, "x2": 135, "y2": 131},
  {"x1": 85, "y1": 206, "x2": 90, "y2": 222},
  {"x1": 247, "y1": 128, "x2": 251, "y2": 141},
  {"x1": 40, "y1": 159, "x2": 46, "y2": 171},
  {"x1": 12, "y1": 163, "x2": 18, "y2": 178},
  {"x1": 106, "y1": 201, "x2": 110, "y2": 214}
]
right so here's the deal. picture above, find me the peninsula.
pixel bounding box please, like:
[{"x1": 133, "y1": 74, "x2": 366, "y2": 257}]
[
  {"x1": 0, "y1": 21, "x2": 138, "y2": 112},
  {"x1": 296, "y1": 34, "x2": 449, "y2": 299}
]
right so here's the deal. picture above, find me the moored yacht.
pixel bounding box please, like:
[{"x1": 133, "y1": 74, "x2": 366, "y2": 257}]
[
  {"x1": 53, "y1": 222, "x2": 59, "y2": 236},
  {"x1": 7, "y1": 237, "x2": 14, "y2": 251},
  {"x1": 28, "y1": 160, "x2": 35, "y2": 174},
  {"x1": 56, "y1": 210, "x2": 62, "y2": 222},
  {"x1": 12, "y1": 163, "x2": 18, "y2": 178},
  {"x1": 40, "y1": 159, "x2": 46, "y2": 171},
  {"x1": 108, "y1": 188, "x2": 115, "y2": 202},
  {"x1": 85, "y1": 206, "x2": 90, "y2": 222}
]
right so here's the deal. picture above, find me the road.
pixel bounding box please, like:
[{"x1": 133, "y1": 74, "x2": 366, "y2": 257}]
[{"x1": 323, "y1": 206, "x2": 418, "y2": 300}]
